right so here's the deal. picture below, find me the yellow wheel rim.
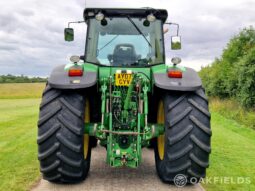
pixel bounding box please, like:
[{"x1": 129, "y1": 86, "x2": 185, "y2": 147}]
[
  {"x1": 84, "y1": 98, "x2": 90, "y2": 159},
  {"x1": 157, "y1": 100, "x2": 165, "y2": 160}
]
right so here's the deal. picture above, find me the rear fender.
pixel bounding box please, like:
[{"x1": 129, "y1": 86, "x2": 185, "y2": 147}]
[
  {"x1": 152, "y1": 65, "x2": 202, "y2": 91},
  {"x1": 48, "y1": 63, "x2": 98, "y2": 89}
]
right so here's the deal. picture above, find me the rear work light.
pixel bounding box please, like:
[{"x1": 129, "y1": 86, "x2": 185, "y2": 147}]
[
  {"x1": 68, "y1": 67, "x2": 83, "y2": 77},
  {"x1": 168, "y1": 70, "x2": 182, "y2": 78}
]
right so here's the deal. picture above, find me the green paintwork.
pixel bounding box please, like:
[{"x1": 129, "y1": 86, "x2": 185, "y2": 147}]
[
  {"x1": 64, "y1": 63, "x2": 83, "y2": 70},
  {"x1": 83, "y1": 63, "x2": 98, "y2": 72},
  {"x1": 61, "y1": 61, "x2": 171, "y2": 167},
  {"x1": 64, "y1": 62, "x2": 98, "y2": 71},
  {"x1": 77, "y1": 65, "x2": 166, "y2": 168},
  {"x1": 62, "y1": 61, "x2": 172, "y2": 168},
  {"x1": 167, "y1": 64, "x2": 186, "y2": 72}
]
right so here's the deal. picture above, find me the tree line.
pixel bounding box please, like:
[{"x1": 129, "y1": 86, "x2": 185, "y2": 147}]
[
  {"x1": 0, "y1": 74, "x2": 47, "y2": 83},
  {"x1": 199, "y1": 26, "x2": 255, "y2": 108}
]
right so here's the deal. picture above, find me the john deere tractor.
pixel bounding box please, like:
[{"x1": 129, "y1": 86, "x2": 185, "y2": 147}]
[{"x1": 37, "y1": 8, "x2": 211, "y2": 184}]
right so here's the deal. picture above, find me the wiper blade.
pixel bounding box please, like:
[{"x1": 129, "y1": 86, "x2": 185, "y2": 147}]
[
  {"x1": 98, "y1": 35, "x2": 119, "y2": 52},
  {"x1": 126, "y1": 16, "x2": 152, "y2": 47}
]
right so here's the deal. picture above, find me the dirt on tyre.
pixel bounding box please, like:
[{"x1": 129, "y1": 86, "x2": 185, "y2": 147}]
[
  {"x1": 37, "y1": 85, "x2": 91, "y2": 183},
  {"x1": 154, "y1": 88, "x2": 211, "y2": 183}
]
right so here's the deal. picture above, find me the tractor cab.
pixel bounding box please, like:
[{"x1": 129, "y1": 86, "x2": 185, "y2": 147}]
[{"x1": 65, "y1": 8, "x2": 181, "y2": 67}]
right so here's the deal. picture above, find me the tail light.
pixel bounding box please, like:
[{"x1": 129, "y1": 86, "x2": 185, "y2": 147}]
[
  {"x1": 168, "y1": 70, "x2": 182, "y2": 78},
  {"x1": 68, "y1": 66, "x2": 83, "y2": 77}
]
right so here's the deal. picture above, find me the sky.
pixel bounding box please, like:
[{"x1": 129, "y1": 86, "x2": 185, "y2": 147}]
[{"x1": 0, "y1": 0, "x2": 254, "y2": 76}]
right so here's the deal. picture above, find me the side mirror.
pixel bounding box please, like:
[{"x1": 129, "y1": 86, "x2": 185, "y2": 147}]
[
  {"x1": 171, "y1": 36, "x2": 181, "y2": 50},
  {"x1": 64, "y1": 28, "x2": 74, "y2": 42}
]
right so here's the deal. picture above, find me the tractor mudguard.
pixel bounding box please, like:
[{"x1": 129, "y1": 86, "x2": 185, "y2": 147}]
[
  {"x1": 48, "y1": 65, "x2": 97, "y2": 89},
  {"x1": 153, "y1": 67, "x2": 202, "y2": 91}
]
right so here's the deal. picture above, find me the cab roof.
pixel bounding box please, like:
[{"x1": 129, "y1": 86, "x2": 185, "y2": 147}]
[{"x1": 84, "y1": 8, "x2": 168, "y2": 23}]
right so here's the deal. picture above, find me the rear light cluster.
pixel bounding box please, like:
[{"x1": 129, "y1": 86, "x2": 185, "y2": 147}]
[
  {"x1": 168, "y1": 69, "x2": 182, "y2": 78},
  {"x1": 68, "y1": 66, "x2": 83, "y2": 77}
]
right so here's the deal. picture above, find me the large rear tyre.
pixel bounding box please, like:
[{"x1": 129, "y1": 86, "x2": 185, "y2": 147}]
[
  {"x1": 154, "y1": 88, "x2": 211, "y2": 183},
  {"x1": 37, "y1": 85, "x2": 91, "y2": 183}
]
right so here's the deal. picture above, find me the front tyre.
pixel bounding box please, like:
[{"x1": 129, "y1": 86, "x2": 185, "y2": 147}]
[
  {"x1": 154, "y1": 88, "x2": 211, "y2": 183},
  {"x1": 37, "y1": 85, "x2": 91, "y2": 183}
]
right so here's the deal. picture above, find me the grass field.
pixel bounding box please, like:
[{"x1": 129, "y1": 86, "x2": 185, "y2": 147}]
[
  {"x1": 203, "y1": 113, "x2": 255, "y2": 191},
  {"x1": 0, "y1": 83, "x2": 254, "y2": 191},
  {"x1": 0, "y1": 99, "x2": 41, "y2": 191},
  {"x1": 0, "y1": 83, "x2": 45, "y2": 99}
]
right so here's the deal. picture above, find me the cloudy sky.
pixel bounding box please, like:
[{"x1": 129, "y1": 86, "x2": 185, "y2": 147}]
[{"x1": 0, "y1": 0, "x2": 254, "y2": 76}]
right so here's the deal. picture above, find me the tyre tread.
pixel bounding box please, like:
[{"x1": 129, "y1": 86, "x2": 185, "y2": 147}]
[
  {"x1": 37, "y1": 84, "x2": 91, "y2": 183},
  {"x1": 155, "y1": 88, "x2": 211, "y2": 183}
]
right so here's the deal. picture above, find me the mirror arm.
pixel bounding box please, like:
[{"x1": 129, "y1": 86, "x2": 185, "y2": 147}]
[
  {"x1": 80, "y1": 55, "x2": 85, "y2": 61},
  {"x1": 165, "y1": 22, "x2": 179, "y2": 36},
  {"x1": 68, "y1": 21, "x2": 85, "y2": 28}
]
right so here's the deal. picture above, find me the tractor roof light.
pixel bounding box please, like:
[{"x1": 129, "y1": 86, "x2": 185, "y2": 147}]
[
  {"x1": 95, "y1": 12, "x2": 105, "y2": 21},
  {"x1": 147, "y1": 13, "x2": 156, "y2": 22}
]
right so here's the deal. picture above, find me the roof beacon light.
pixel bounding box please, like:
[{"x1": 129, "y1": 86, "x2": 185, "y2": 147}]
[
  {"x1": 95, "y1": 12, "x2": 105, "y2": 21},
  {"x1": 147, "y1": 13, "x2": 156, "y2": 22}
]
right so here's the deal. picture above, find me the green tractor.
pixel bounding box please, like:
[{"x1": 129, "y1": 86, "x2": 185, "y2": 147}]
[{"x1": 37, "y1": 8, "x2": 211, "y2": 184}]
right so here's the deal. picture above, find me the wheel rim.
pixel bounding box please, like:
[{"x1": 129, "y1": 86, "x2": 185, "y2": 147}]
[
  {"x1": 84, "y1": 98, "x2": 90, "y2": 159},
  {"x1": 157, "y1": 100, "x2": 165, "y2": 160}
]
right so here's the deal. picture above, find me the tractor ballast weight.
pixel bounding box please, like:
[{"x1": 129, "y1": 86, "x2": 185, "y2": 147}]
[{"x1": 38, "y1": 7, "x2": 211, "y2": 184}]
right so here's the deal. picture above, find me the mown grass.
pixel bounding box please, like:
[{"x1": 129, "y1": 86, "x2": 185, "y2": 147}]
[
  {"x1": 0, "y1": 99, "x2": 41, "y2": 191},
  {"x1": 0, "y1": 83, "x2": 45, "y2": 99},
  {"x1": 209, "y1": 97, "x2": 255, "y2": 130},
  {"x1": 203, "y1": 112, "x2": 255, "y2": 191}
]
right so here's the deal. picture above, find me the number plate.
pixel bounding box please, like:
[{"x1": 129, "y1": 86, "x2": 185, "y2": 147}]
[{"x1": 115, "y1": 73, "x2": 132, "y2": 86}]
